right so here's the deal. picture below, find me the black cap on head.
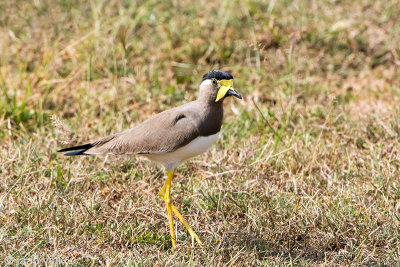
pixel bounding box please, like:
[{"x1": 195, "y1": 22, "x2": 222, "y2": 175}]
[{"x1": 202, "y1": 70, "x2": 233, "y2": 81}]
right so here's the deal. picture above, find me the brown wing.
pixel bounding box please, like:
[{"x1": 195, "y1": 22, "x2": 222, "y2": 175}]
[{"x1": 74, "y1": 108, "x2": 199, "y2": 155}]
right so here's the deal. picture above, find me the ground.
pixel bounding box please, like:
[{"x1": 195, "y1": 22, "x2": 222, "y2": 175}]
[{"x1": 1, "y1": 0, "x2": 400, "y2": 266}]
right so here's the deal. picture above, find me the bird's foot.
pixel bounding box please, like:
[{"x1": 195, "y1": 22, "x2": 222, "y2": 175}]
[
  {"x1": 170, "y1": 204, "x2": 203, "y2": 248},
  {"x1": 187, "y1": 227, "x2": 203, "y2": 247}
]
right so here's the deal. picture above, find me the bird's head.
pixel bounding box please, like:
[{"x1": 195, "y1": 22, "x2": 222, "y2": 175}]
[{"x1": 199, "y1": 70, "x2": 242, "y2": 103}]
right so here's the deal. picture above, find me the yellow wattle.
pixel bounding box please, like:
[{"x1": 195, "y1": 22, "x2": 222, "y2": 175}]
[{"x1": 215, "y1": 79, "x2": 234, "y2": 102}]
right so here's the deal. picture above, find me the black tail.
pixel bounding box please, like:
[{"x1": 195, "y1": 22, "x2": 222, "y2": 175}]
[{"x1": 58, "y1": 143, "x2": 93, "y2": 156}]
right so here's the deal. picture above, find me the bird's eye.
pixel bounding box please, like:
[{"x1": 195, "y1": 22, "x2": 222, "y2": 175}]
[{"x1": 212, "y1": 79, "x2": 217, "y2": 85}]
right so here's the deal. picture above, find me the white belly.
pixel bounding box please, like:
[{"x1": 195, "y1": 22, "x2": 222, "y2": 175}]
[{"x1": 145, "y1": 132, "x2": 219, "y2": 171}]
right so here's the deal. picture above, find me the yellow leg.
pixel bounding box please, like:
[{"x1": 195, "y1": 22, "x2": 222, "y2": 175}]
[
  {"x1": 164, "y1": 170, "x2": 177, "y2": 247},
  {"x1": 159, "y1": 171, "x2": 203, "y2": 247}
]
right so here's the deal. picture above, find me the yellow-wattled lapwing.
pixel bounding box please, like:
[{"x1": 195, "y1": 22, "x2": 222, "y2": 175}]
[{"x1": 58, "y1": 70, "x2": 242, "y2": 247}]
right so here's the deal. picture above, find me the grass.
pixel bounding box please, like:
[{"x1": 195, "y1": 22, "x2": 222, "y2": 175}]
[{"x1": 1, "y1": 0, "x2": 400, "y2": 265}]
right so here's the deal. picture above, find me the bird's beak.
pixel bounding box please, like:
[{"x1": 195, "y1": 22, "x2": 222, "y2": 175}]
[
  {"x1": 226, "y1": 88, "x2": 242, "y2": 99},
  {"x1": 215, "y1": 79, "x2": 242, "y2": 102}
]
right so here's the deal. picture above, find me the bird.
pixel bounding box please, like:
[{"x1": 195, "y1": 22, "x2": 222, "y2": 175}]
[{"x1": 58, "y1": 70, "x2": 242, "y2": 248}]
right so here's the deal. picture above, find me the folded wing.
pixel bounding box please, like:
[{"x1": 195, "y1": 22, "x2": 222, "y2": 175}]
[{"x1": 58, "y1": 108, "x2": 200, "y2": 156}]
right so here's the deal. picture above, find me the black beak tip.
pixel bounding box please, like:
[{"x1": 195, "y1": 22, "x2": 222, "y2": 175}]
[{"x1": 227, "y1": 89, "x2": 242, "y2": 100}]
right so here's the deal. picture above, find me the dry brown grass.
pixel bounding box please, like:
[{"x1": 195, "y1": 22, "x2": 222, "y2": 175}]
[{"x1": 1, "y1": 0, "x2": 400, "y2": 265}]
